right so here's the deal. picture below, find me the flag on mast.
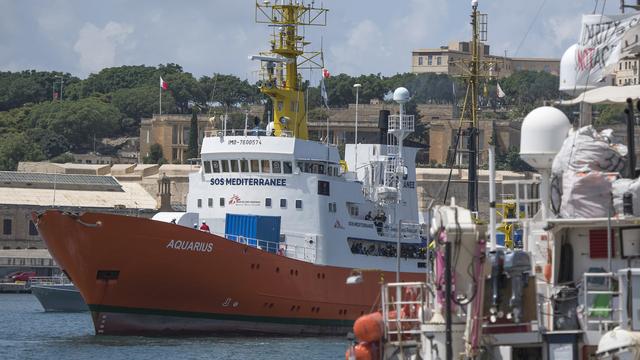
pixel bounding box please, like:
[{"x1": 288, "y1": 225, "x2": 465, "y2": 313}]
[
  {"x1": 320, "y1": 68, "x2": 330, "y2": 108},
  {"x1": 497, "y1": 83, "x2": 506, "y2": 98},
  {"x1": 160, "y1": 77, "x2": 169, "y2": 90}
]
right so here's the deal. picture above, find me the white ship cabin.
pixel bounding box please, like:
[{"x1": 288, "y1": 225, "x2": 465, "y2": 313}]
[{"x1": 180, "y1": 131, "x2": 424, "y2": 272}]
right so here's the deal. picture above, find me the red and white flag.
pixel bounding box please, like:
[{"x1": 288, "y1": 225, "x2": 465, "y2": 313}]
[
  {"x1": 160, "y1": 77, "x2": 169, "y2": 90},
  {"x1": 322, "y1": 68, "x2": 330, "y2": 79}
]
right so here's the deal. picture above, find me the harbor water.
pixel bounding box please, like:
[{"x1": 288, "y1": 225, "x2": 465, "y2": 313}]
[{"x1": 0, "y1": 294, "x2": 346, "y2": 360}]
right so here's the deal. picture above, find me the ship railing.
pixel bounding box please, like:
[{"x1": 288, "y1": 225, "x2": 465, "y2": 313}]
[
  {"x1": 224, "y1": 234, "x2": 317, "y2": 262},
  {"x1": 28, "y1": 275, "x2": 72, "y2": 286},
  {"x1": 387, "y1": 114, "x2": 415, "y2": 133},
  {"x1": 499, "y1": 179, "x2": 540, "y2": 223},
  {"x1": 582, "y1": 272, "x2": 620, "y2": 333},
  {"x1": 381, "y1": 282, "x2": 430, "y2": 345},
  {"x1": 204, "y1": 129, "x2": 294, "y2": 138}
]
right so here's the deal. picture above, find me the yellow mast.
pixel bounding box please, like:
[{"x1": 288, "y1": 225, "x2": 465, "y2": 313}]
[{"x1": 254, "y1": 1, "x2": 327, "y2": 140}]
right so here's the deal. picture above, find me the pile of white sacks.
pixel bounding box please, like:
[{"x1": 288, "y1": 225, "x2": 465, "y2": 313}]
[{"x1": 551, "y1": 125, "x2": 635, "y2": 218}]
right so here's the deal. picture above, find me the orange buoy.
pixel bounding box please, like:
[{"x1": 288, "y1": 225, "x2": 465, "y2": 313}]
[
  {"x1": 543, "y1": 263, "x2": 552, "y2": 283},
  {"x1": 345, "y1": 342, "x2": 378, "y2": 360},
  {"x1": 353, "y1": 312, "x2": 383, "y2": 342}
]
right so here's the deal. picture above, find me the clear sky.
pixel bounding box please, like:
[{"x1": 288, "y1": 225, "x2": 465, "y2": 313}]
[{"x1": 0, "y1": 0, "x2": 621, "y2": 81}]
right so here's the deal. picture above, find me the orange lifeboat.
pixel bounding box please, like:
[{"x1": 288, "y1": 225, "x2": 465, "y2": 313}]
[{"x1": 353, "y1": 312, "x2": 383, "y2": 342}]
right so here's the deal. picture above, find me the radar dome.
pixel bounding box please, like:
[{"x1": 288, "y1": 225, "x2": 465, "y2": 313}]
[
  {"x1": 520, "y1": 106, "x2": 571, "y2": 169},
  {"x1": 559, "y1": 44, "x2": 596, "y2": 96},
  {"x1": 393, "y1": 87, "x2": 410, "y2": 103}
]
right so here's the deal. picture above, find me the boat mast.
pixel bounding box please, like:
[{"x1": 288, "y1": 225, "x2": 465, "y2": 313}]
[
  {"x1": 254, "y1": 0, "x2": 327, "y2": 140},
  {"x1": 467, "y1": 0, "x2": 481, "y2": 213}
]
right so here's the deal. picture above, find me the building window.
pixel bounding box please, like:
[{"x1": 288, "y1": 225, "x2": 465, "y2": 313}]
[
  {"x1": 283, "y1": 161, "x2": 292, "y2": 174},
  {"x1": 280, "y1": 199, "x2": 287, "y2": 208},
  {"x1": 28, "y1": 221, "x2": 38, "y2": 236},
  {"x1": 318, "y1": 180, "x2": 330, "y2": 196},
  {"x1": 328, "y1": 202, "x2": 337, "y2": 213},
  {"x1": 203, "y1": 161, "x2": 212, "y2": 173},
  {"x1": 230, "y1": 160, "x2": 239, "y2": 172},
  {"x1": 212, "y1": 160, "x2": 220, "y2": 173},
  {"x1": 146, "y1": 130, "x2": 150, "y2": 144},
  {"x1": 208, "y1": 198, "x2": 213, "y2": 207},
  {"x1": 172, "y1": 148, "x2": 179, "y2": 162},
  {"x1": 272, "y1": 161, "x2": 282, "y2": 173},
  {"x1": 172, "y1": 125, "x2": 178, "y2": 144},
  {"x1": 261, "y1": 159, "x2": 271, "y2": 173},
  {"x1": 418, "y1": 56, "x2": 423, "y2": 65},
  {"x1": 240, "y1": 159, "x2": 249, "y2": 172},
  {"x1": 427, "y1": 55, "x2": 433, "y2": 65},
  {"x1": 265, "y1": 198, "x2": 272, "y2": 207},
  {"x1": 296, "y1": 200, "x2": 302, "y2": 209},
  {"x1": 436, "y1": 56, "x2": 442, "y2": 65},
  {"x1": 219, "y1": 198, "x2": 225, "y2": 207},
  {"x1": 197, "y1": 199, "x2": 202, "y2": 208},
  {"x1": 250, "y1": 159, "x2": 260, "y2": 172},
  {"x1": 221, "y1": 160, "x2": 229, "y2": 172},
  {"x1": 3, "y1": 219, "x2": 12, "y2": 235}
]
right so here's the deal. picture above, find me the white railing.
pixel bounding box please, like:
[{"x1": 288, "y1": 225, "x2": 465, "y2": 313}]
[
  {"x1": 582, "y1": 272, "x2": 620, "y2": 333},
  {"x1": 223, "y1": 233, "x2": 317, "y2": 263},
  {"x1": 388, "y1": 114, "x2": 415, "y2": 132},
  {"x1": 381, "y1": 282, "x2": 430, "y2": 343},
  {"x1": 29, "y1": 275, "x2": 72, "y2": 286},
  {"x1": 204, "y1": 129, "x2": 294, "y2": 137}
]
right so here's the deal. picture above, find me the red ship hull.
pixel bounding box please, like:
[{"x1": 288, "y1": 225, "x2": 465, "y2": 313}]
[{"x1": 34, "y1": 210, "x2": 422, "y2": 335}]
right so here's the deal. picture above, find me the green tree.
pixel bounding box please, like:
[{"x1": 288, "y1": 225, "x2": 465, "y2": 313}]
[
  {"x1": 27, "y1": 98, "x2": 122, "y2": 150},
  {"x1": 111, "y1": 86, "x2": 176, "y2": 129},
  {"x1": 501, "y1": 70, "x2": 560, "y2": 116},
  {"x1": 594, "y1": 104, "x2": 626, "y2": 126},
  {"x1": 163, "y1": 71, "x2": 205, "y2": 113},
  {"x1": 187, "y1": 107, "x2": 199, "y2": 160},
  {"x1": 0, "y1": 70, "x2": 79, "y2": 111},
  {"x1": 0, "y1": 132, "x2": 45, "y2": 170},
  {"x1": 202, "y1": 74, "x2": 257, "y2": 109},
  {"x1": 143, "y1": 143, "x2": 166, "y2": 164},
  {"x1": 81, "y1": 65, "x2": 158, "y2": 95}
]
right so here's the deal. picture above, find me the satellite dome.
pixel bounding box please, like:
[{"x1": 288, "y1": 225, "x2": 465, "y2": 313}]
[
  {"x1": 520, "y1": 106, "x2": 571, "y2": 169},
  {"x1": 393, "y1": 87, "x2": 410, "y2": 103}
]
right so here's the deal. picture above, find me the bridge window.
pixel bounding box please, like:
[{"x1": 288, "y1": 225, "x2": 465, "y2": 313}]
[
  {"x1": 318, "y1": 180, "x2": 330, "y2": 196},
  {"x1": 208, "y1": 198, "x2": 213, "y2": 207},
  {"x1": 197, "y1": 199, "x2": 202, "y2": 208},
  {"x1": 203, "y1": 161, "x2": 212, "y2": 173},
  {"x1": 296, "y1": 200, "x2": 302, "y2": 209},
  {"x1": 221, "y1": 160, "x2": 230, "y2": 172},
  {"x1": 280, "y1": 199, "x2": 287, "y2": 208},
  {"x1": 230, "y1": 160, "x2": 239, "y2": 172},
  {"x1": 328, "y1": 202, "x2": 337, "y2": 213},
  {"x1": 348, "y1": 238, "x2": 425, "y2": 259},
  {"x1": 250, "y1": 160, "x2": 260, "y2": 172},
  {"x1": 283, "y1": 161, "x2": 292, "y2": 174},
  {"x1": 261, "y1": 160, "x2": 271, "y2": 173},
  {"x1": 212, "y1": 160, "x2": 220, "y2": 173},
  {"x1": 240, "y1": 159, "x2": 249, "y2": 172},
  {"x1": 272, "y1": 161, "x2": 282, "y2": 174},
  {"x1": 265, "y1": 198, "x2": 272, "y2": 207},
  {"x1": 219, "y1": 198, "x2": 225, "y2": 207}
]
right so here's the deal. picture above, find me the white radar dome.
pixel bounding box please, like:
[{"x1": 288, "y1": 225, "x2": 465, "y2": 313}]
[
  {"x1": 520, "y1": 106, "x2": 571, "y2": 170},
  {"x1": 393, "y1": 87, "x2": 410, "y2": 103}
]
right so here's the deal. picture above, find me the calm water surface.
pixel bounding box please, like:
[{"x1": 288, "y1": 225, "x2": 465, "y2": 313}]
[{"x1": 0, "y1": 294, "x2": 347, "y2": 360}]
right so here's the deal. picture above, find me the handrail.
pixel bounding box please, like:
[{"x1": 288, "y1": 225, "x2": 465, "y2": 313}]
[
  {"x1": 222, "y1": 233, "x2": 317, "y2": 262},
  {"x1": 381, "y1": 282, "x2": 429, "y2": 340},
  {"x1": 582, "y1": 272, "x2": 620, "y2": 333},
  {"x1": 204, "y1": 129, "x2": 294, "y2": 138}
]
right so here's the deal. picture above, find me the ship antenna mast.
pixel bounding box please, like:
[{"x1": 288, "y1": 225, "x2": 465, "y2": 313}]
[{"x1": 251, "y1": 0, "x2": 328, "y2": 140}]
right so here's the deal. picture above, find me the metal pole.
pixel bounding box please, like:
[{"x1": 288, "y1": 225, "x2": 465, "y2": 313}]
[
  {"x1": 467, "y1": 2, "x2": 479, "y2": 213},
  {"x1": 625, "y1": 98, "x2": 636, "y2": 178},
  {"x1": 354, "y1": 84, "x2": 361, "y2": 178},
  {"x1": 445, "y1": 239, "x2": 453, "y2": 360},
  {"x1": 489, "y1": 144, "x2": 497, "y2": 251},
  {"x1": 607, "y1": 193, "x2": 613, "y2": 273},
  {"x1": 396, "y1": 218, "x2": 401, "y2": 282}
]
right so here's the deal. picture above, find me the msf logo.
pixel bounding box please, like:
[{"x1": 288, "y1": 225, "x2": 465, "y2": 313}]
[{"x1": 228, "y1": 194, "x2": 241, "y2": 205}]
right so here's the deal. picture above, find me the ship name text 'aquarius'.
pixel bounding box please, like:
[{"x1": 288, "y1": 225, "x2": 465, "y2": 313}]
[{"x1": 166, "y1": 240, "x2": 214, "y2": 253}]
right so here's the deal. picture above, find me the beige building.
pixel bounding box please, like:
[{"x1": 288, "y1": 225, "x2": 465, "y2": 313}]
[
  {"x1": 615, "y1": 58, "x2": 640, "y2": 86},
  {"x1": 412, "y1": 41, "x2": 559, "y2": 78}
]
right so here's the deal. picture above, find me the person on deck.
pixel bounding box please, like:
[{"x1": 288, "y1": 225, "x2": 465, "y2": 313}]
[
  {"x1": 364, "y1": 211, "x2": 373, "y2": 221},
  {"x1": 199, "y1": 221, "x2": 210, "y2": 233}
]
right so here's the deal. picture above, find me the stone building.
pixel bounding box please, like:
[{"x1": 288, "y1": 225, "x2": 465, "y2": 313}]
[{"x1": 412, "y1": 41, "x2": 559, "y2": 78}]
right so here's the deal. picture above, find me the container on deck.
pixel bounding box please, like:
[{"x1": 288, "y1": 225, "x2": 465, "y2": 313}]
[{"x1": 225, "y1": 214, "x2": 281, "y2": 253}]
